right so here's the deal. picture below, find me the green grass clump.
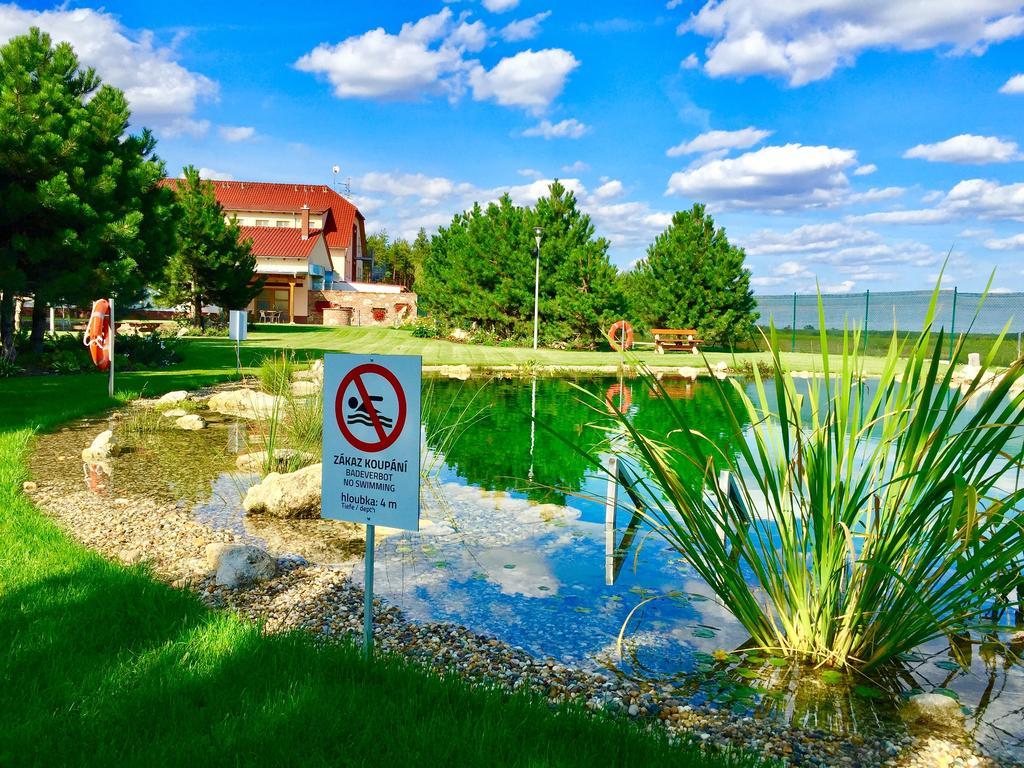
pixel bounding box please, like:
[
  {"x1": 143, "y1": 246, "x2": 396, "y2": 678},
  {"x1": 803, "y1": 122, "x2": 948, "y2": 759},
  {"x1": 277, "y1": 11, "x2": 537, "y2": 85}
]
[{"x1": 256, "y1": 351, "x2": 295, "y2": 395}]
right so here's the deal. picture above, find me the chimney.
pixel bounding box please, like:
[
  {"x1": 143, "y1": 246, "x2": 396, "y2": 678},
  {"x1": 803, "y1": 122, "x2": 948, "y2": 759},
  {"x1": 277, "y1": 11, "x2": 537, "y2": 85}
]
[{"x1": 301, "y1": 204, "x2": 310, "y2": 240}]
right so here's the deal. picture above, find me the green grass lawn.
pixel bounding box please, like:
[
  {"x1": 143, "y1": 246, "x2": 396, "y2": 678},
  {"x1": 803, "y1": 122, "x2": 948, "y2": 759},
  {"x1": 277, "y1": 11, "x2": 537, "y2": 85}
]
[{"x1": 0, "y1": 336, "x2": 773, "y2": 767}]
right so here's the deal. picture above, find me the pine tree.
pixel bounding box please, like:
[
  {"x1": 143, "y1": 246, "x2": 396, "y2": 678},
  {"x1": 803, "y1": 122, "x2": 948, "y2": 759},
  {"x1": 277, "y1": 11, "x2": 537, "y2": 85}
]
[
  {"x1": 0, "y1": 28, "x2": 175, "y2": 358},
  {"x1": 534, "y1": 181, "x2": 625, "y2": 347},
  {"x1": 628, "y1": 204, "x2": 757, "y2": 345},
  {"x1": 159, "y1": 166, "x2": 262, "y2": 329}
]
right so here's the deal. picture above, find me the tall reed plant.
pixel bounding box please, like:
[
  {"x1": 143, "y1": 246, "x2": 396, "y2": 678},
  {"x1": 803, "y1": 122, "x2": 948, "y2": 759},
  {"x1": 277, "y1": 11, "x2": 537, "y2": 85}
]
[{"x1": 605, "y1": 285, "x2": 1024, "y2": 670}]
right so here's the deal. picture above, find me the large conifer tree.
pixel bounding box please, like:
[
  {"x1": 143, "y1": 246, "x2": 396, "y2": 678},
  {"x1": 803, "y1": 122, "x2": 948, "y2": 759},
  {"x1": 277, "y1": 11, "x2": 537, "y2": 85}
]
[
  {"x1": 0, "y1": 28, "x2": 175, "y2": 359},
  {"x1": 159, "y1": 166, "x2": 262, "y2": 329},
  {"x1": 627, "y1": 204, "x2": 757, "y2": 345}
]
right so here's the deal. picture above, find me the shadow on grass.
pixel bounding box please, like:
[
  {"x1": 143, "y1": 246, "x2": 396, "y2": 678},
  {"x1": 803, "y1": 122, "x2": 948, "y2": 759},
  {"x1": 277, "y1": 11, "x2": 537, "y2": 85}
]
[{"x1": 0, "y1": 493, "x2": 770, "y2": 768}]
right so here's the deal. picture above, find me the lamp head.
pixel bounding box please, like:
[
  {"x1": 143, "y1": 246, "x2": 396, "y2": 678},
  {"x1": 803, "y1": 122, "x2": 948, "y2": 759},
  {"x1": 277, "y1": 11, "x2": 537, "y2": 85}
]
[{"x1": 533, "y1": 226, "x2": 543, "y2": 238}]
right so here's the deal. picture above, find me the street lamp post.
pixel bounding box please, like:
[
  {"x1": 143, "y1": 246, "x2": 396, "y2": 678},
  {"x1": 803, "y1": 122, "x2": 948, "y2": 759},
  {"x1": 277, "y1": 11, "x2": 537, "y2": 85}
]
[{"x1": 532, "y1": 226, "x2": 543, "y2": 350}]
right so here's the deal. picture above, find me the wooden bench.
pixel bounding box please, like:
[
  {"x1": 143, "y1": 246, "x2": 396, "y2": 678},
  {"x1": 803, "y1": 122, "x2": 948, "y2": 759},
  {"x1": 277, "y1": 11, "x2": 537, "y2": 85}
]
[{"x1": 651, "y1": 328, "x2": 703, "y2": 354}]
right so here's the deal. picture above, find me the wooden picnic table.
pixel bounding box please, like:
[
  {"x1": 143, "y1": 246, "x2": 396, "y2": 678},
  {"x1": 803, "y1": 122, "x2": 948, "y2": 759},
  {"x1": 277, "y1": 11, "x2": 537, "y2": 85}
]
[{"x1": 651, "y1": 328, "x2": 703, "y2": 354}]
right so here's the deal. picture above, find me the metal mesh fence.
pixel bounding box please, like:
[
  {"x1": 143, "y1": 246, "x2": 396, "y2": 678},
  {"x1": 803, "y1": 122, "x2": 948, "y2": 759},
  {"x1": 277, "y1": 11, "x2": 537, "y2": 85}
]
[{"x1": 752, "y1": 290, "x2": 1024, "y2": 363}]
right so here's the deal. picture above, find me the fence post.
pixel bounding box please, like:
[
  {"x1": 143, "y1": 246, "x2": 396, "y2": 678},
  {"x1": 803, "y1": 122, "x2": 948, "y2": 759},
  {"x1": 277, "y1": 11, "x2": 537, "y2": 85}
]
[
  {"x1": 863, "y1": 290, "x2": 870, "y2": 354},
  {"x1": 949, "y1": 287, "x2": 958, "y2": 362},
  {"x1": 791, "y1": 292, "x2": 797, "y2": 353}
]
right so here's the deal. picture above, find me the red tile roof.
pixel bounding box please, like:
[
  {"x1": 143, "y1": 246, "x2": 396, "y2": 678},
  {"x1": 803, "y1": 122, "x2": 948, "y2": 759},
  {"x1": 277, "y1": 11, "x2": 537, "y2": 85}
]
[
  {"x1": 238, "y1": 226, "x2": 322, "y2": 259},
  {"x1": 160, "y1": 178, "x2": 363, "y2": 250}
]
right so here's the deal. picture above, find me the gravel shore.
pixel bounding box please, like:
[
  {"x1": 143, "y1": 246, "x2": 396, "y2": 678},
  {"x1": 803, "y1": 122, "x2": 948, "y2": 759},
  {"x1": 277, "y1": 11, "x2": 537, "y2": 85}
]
[{"x1": 25, "y1": 432, "x2": 1021, "y2": 768}]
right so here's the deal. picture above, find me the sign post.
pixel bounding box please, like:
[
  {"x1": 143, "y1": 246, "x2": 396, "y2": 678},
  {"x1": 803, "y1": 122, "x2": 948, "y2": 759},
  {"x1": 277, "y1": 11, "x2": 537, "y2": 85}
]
[{"x1": 322, "y1": 353, "x2": 421, "y2": 658}]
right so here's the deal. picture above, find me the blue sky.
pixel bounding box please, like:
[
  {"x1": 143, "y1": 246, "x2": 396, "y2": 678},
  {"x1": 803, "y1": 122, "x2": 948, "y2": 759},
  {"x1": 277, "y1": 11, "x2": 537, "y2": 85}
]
[{"x1": 5, "y1": 0, "x2": 1024, "y2": 293}]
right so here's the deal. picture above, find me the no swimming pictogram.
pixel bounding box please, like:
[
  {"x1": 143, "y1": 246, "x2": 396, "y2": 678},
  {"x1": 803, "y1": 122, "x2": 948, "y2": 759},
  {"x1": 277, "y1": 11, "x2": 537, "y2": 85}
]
[{"x1": 335, "y1": 363, "x2": 408, "y2": 452}]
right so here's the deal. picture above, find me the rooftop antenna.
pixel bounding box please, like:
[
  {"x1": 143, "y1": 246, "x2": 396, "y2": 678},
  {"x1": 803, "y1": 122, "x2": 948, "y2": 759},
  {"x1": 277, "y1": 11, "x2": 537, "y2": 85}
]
[
  {"x1": 344, "y1": 176, "x2": 351, "y2": 197},
  {"x1": 332, "y1": 164, "x2": 340, "y2": 190}
]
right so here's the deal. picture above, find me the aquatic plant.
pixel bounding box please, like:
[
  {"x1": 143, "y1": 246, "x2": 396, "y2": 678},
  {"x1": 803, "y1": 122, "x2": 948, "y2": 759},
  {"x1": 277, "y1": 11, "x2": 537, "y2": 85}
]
[{"x1": 604, "y1": 284, "x2": 1024, "y2": 670}]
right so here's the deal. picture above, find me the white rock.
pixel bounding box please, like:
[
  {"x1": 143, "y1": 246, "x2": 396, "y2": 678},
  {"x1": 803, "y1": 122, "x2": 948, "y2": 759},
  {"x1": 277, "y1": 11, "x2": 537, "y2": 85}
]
[
  {"x1": 439, "y1": 364, "x2": 472, "y2": 380},
  {"x1": 901, "y1": 693, "x2": 965, "y2": 730},
  {"x1": 205, "y1": 543, "x2": 276, "y2": 588},
  {"x1": 175, "y1": 414, "x2": 206, "y2": 431},
  {"x1": 157, "y1": 390, "x2": 189, "y2": 405},
  {"x1": 22, "y1": 481, "x2": 37, "y2": 493},
  {"x1": 290, "y1": 380, "x2": 321, "y2": 397},
  {"x1": 243, "y1": 463, "x2": 322, "y2": 518},
  {"x1": 235, "y1": 449, "x2": 316, "y2": 472},
  {"x1": 450, "y1": 328, "x2": 470, "y2": 342},
  {"x1": 678, "y1": 366, "x2": 700, "y2": 379},
  {"x1": 82, "y1": 430, "x2": 119, "y2": 461},
  {"x1": 968, "y1": 352, "x2": 982, "y2": 367},
  {"x1": 161, "y1": 408, "x2": 188, "y2": 418},
  {"x1": 208, "y1": 389, "x2": 282, "y2": 419}
]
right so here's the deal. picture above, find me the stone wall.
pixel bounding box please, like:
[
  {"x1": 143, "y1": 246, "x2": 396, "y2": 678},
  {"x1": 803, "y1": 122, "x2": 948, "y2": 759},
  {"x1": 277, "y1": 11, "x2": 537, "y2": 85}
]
[{"x1": 307, "y1": 289, "x2": 418, "y2": 327}]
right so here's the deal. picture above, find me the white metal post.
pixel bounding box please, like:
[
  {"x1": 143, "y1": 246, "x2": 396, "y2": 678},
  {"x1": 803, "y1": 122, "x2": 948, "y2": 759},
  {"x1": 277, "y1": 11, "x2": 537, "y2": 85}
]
[
  {"x1": 108, "y1": 299, "x2": 115, "y2": 399},
  {"x1": 532, "y1": 244, "x2": 540, "y2": 350},
  {"x1": 363, "y1": 524, "x2": 375, "y2": 658}
]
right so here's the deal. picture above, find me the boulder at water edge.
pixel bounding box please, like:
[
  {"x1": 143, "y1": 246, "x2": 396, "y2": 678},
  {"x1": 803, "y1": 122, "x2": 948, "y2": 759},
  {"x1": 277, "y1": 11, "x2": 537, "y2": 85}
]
[
  {"x1": 175, "y1": 414, "x2": 206, "y2": 431},
  {"x1": 243, "y1": 463, "x2": 321, "y2": 518},
  {"x1": 235, "y1": 449, "x2": 316, "y2": 472},
  {"x1": 208, "y1": 389, "x2": 281, "y2": 419},
  {"x1": 82, "y1": 430, "x2": 120, "y2": 461},
  {"x1": 156, "y1": 390, "x2": 189, "y2": 405},
  {"x1": 205, "y1": 543, "x2": 277, "y2": 588},
  {"x1": 289, "y1": 380, "x2": 320, "y2": 397},
  {"x1": 901, "y1": 693, "x2": 965, "y2": 730}
]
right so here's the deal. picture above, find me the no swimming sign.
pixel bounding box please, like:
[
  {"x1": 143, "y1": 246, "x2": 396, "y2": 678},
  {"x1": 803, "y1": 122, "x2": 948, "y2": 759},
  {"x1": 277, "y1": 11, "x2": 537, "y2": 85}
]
[{"x1": 321, "y1": 353, "x2": 421, "y2": 532}]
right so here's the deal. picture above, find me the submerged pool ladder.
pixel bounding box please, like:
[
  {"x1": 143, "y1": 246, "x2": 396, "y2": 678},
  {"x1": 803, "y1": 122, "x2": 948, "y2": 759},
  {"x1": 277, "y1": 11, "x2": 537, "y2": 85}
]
[{"x1": 603, "y1": 456, "x2": 749, "y2": 587}]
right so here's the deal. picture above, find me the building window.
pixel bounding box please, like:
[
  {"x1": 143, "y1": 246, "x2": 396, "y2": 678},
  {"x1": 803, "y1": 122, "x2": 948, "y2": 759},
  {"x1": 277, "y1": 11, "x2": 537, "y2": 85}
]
[
  {"x1": 371, "y1": 307, "x2": 387, "y2": 323},
  {"x1": 255, "y1": 218, "x2": 270, "y2": 226},
  {"x1": 276, "y1": 220, "x2": 289, "y2": 227}
]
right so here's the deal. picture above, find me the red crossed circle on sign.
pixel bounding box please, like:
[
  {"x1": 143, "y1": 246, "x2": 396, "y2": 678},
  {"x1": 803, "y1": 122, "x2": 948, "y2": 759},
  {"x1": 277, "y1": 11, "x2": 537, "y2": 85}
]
[{"x1": 335, "y1": 363, "x2": 408, "y2": 453}]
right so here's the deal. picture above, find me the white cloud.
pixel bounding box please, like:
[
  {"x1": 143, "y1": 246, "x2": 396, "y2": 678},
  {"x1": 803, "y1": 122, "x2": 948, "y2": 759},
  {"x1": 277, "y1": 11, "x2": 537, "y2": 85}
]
[
  {"x1": 681, "y1": 53, "x2": 700, "y2": 69},
  {"x1": 195, "y1": 168, "x2": 233, "y2": 181},
  {"x1": 999, "y1": 73, "x2": 1024, "y2": 93},
  {"x1": 853, "y1": 163, "x2": 877, "y2": 176},
  {"x1": 743, "y1": 222, "x2": 878, "y2": 256},
  {"x1": 521, "y1": 117, "x2": 590, "y2": 139},
  {"x1": 448, "y1": 19, "x2": 489, "y2": 52},
  {"x1": 500, "y1": 12, "x2": 551, "y2": 42},
  {"x1": 984, "y1": 233, "x2": 1024, "y2": 250},
  {"x1": 0, "y1": 6, "x2": 217, "y2": 133},
  {"x1": 593, "y1": 180, "x2": 625, "y2": 200},
  {"x1": 666, "y1": 143, "x2": 858, "y2": 210},
  {"x1": 561, "y1": 160, "x2": 590, "y2": 173},
  {"x1": 470, "y1": 48, "x2": 580, "y2": 113},
  {"x1": 853, "y1": 178, "x2": 1024, "y2": 226},
  {"x1": 482, "y1": 0, "x2": 520, "y2": 12},
  {"x1": 666, "y1": 126, "x2": 773, "y2": 157},
  {"x1": 295, "y1": 9, "x2": 475, "y2": 101},
  {"x1": 359, "y1": 171, "x2": 476, "y2": 202},
  {"x1": 847, "y1": 186, "x2": 905, "y2": 203},
  {"x1": 161, "y1": 118, "x2": 211, "y2": 139},
  {"x1": 903, "y1": 134, "x2": 1021, "y2": 164},
  {"x1": 219, "y1": 125, "x2": 256, "y2": 142},
  {"x1": 517, "y1": 168, "x2": 544, "y2": 178},
  {"x1": 684, "y1": 1, "x2": 1024, "y2": 86}
]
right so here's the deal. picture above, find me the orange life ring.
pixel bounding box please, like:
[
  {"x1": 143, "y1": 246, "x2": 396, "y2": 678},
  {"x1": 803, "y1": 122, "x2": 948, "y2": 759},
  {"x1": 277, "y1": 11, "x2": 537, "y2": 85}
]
[
  {"x1": 605, "y1": 383, "x2": 632, "y2": 413},
  {"x1": 83, "y1": 298, "x2": 112, "y2": 371},
  {"x1": 608, "y1": 320, "x2": 634, "y2": 351}
]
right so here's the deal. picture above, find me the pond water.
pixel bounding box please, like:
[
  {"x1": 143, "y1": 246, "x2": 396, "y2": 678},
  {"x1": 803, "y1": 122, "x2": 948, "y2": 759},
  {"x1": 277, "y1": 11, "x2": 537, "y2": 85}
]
[{"x1": 31, "y1": 376, "x2": 1024, "y2": 761}]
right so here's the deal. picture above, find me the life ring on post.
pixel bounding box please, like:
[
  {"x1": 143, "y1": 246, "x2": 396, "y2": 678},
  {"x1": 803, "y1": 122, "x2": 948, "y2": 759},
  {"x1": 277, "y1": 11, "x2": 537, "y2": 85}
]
[
  {"x1": 83, "y1": 299, "x2": 112, "y2": 371},
  {"x1": 608, "y1": 320, "x2": 634, "y2": 352}
]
